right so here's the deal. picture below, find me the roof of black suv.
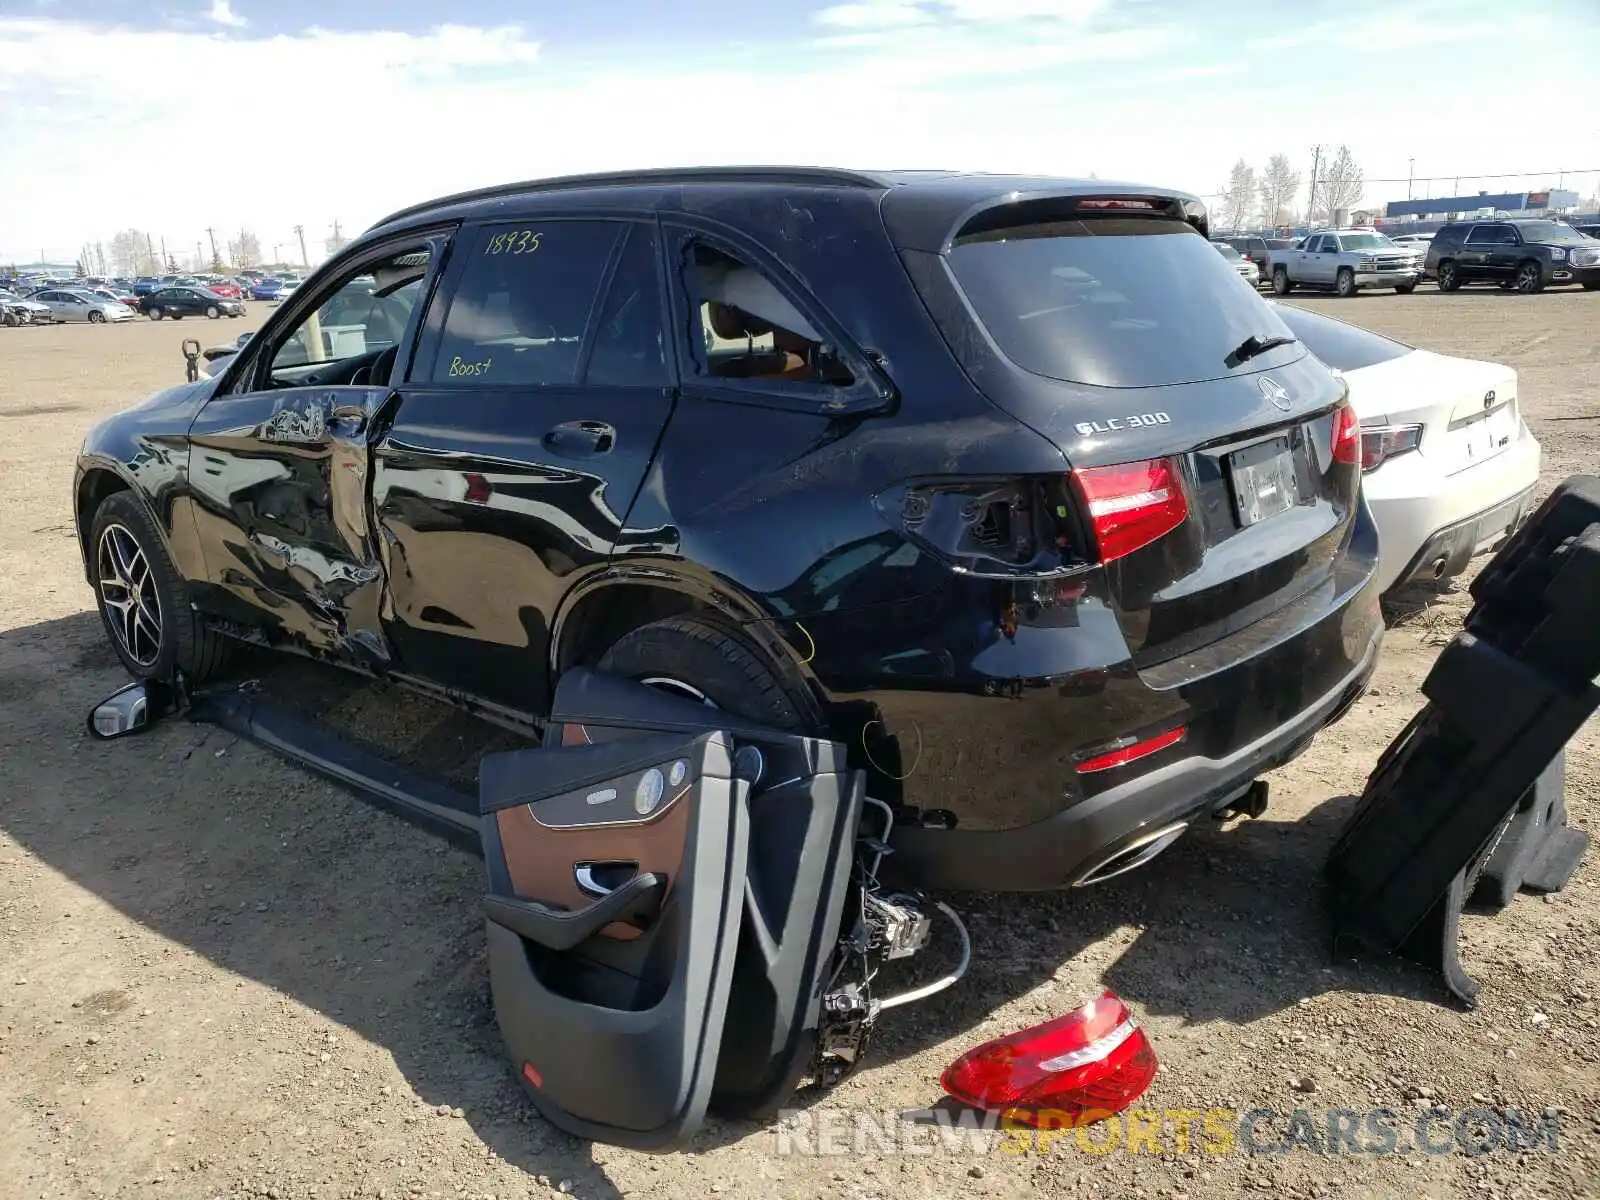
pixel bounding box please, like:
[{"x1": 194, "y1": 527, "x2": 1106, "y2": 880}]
[{"x1": 366, "y1": 165, "x2": 1206, "y2": 253}]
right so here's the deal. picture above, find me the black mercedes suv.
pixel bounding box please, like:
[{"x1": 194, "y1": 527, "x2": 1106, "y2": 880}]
[
  {"x1": 73, "y1": 167, "x2": 1382, "y2": 892},
  {"x1": 1424, "y1": 218, "x2": 1600, "y2": 293}
]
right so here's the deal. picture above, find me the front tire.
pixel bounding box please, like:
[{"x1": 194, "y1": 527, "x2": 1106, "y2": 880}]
[
  {"x1": 90, "y1": 491, "x2": 231, "y2": 683},
  {"x1": 1437, "y1": 260, "x2": 1461, "y2": 292},
  {"x1": 88, "y1": 310, "x2": 106, "y2": 324},
  {"x1": 1514, "y1": 260, "x2": 1545, "y2": 294},
  {"x1": 1271, "y1": 266, "x2": 1293, "y2": 295},
  {"x1": 1394, "y1": 281, "x2": 1416, "y2": 295},
  {"x1": 596, "y1": 614, "x2": 822, "y2": 734},
  {"x1": 1335, "y1": 268, "x2": 1357, "y2": 298},
  {"x1": 148, "y1": 306, "x2": 163, "y2": 320}
]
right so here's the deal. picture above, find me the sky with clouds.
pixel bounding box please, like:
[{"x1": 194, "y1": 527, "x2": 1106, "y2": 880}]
[{"x1": 1, "y1": 0, "x2": 1597, "y2": 265}]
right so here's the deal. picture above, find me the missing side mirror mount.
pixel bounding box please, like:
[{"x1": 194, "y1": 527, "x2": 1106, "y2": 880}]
[{"x1": 87, "y1": 679, "x2": 179, "y2": 740}]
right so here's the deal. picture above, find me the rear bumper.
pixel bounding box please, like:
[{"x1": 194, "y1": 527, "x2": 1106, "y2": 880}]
[
  {"x1": 802, "y1": 523, "x2": 1384, "y2": 892},
  {"x1": 1385, "y1": 484, "x2": 1538, "y2": 591},
  {"x1": 1365, "y1": 428, "x2": 1541, "y2": 592},
  {"x1": 882, "y1": 602, "x2": 1381, "y2": 892}
]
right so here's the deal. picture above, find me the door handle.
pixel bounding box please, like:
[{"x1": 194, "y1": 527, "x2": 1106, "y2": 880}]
[
  {"x1": 328, "y1": 404, "x2": 367, "y2": 436},
  {"x1": 542, "y1": 420, "x2": 615, "y2": 456}
]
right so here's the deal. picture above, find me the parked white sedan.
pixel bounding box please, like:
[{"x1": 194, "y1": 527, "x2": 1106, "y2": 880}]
[{"x1": 1275, "y1": 304, "x2": 1541, "y2": 594}]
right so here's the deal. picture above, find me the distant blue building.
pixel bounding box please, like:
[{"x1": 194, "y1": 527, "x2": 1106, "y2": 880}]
[{"x1": 1384, "y1": 189, "x2": 1580, "y2": 219}]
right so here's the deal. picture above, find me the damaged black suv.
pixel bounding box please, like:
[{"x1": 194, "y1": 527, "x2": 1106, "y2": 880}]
[{"x1": 74, "y1": 166, "x2": 1382, "y2": 892}]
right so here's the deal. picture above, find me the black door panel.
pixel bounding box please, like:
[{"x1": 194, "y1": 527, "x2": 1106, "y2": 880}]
[
  {"x1": 372, "y1": 217, "x2": 675, "y2": 712},
  {"x1": 371, "y1": 385, "x2": 674, "y2": 707},
  {"x1": 187, "y1": 384, "x2": 393, "y2": 659}
]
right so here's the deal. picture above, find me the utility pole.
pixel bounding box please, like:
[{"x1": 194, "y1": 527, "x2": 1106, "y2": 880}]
[
  {"x1": 1307, "y1": 145, "x2": 1322, "y2": 226},
  {"x1": 293, "y1": 224, "x2": 309, "y2": 267},
  {"x1": 1407, "y1": 158, "x2": 1415, "y2": 201},
  {"x1": 146, "y1": 233, "x2": 157, "y2": 274},
  {"x1": 161, "y1": 237, "x2": 170, "y2": 271},
  {"x1": 205, "y1": 226, "x2": 221, "y2": 268}
]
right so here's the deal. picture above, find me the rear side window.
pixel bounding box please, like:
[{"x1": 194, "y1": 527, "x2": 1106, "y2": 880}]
[
  {"x1": 1272, "y1": 304, "x2": 1413, "y2": 372},
  {"x1": 429, "y1": 221, "x2": 623, "y2": 386},
  {"x1": 947, "y1": 217, "x2": 1299, "y2": 389}
]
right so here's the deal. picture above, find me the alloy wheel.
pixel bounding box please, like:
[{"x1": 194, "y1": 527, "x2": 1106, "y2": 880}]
[
  {"x1": 1516, "y1": 264, "x2": 1541, "y2": 293},
  {"x1": 640, "y1": 676, "x2": 719, "y2": 708},
  {"x1": 96, "y1": 523, "x2": 163, "y2": 667}
]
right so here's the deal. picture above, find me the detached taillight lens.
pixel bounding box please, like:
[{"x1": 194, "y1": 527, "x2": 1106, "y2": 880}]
[
  {"x1": 1070, "y1": 458, "x2": 1188, "y2": 563},
  {"x1": 940, "y1": 990, "x2": 1158, "y2": 1127},
  {"x1": 1331, "y1": 404, "x2": 1361, "y2": 466},
  {"x1": 1359, "y1": 423, "x2": 1423, "y2": 472}
]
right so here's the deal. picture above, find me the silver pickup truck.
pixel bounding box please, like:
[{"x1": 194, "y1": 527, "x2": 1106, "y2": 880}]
[{"x1": 1268, "y1": 229, "x2": 1422, "y2": 297}]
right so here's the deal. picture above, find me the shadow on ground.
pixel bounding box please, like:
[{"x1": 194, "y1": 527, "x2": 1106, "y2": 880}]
[{"x1": 0, "y1": 612, "x2": 1452, "y2": 1178}]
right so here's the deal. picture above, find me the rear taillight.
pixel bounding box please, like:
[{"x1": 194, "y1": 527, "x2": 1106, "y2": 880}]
[
  {"x1": 1331, "y1": 404, "x2": 1361, "y2": 466},
  {"x1": 940, "y1": 990, "x2": 1158, "y2": 1127},
  {"x1": 1070, "y1": 458, "x2": 1188, "y2": 563},
  {"x1": 1359, "y1": 423, "x2": 1423, "y2": 472}
]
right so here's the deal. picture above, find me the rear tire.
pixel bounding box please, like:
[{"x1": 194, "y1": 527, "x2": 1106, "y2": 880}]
[
  {"x1": 1437, "y1": 260, "x2": 1461, "y2": 292},
  {"x1": 1271, "y1": 266, "x2": 1293, "y2": 295},
  {"x1": 1583, "y1": 281, "x2": 1599, "y2": 291},
  {"x1": 90, "y1": 491, "x2": 231, "y2": 683},
  {"x1": 1514, "y1": 260, "x2": 1545, "y2": 294},
  {"x1": 596, "y1": 614, "x2": 822, "y2": 734},
  {"x1": 1335, "y1": 268, "x2": 1357, "y2": 298},
  {"x1": 205, "y1": 305, "x2": 220, "y2": 319},
  {"x1": 2, "y1": 311, "x2": 16, "y2": 327}
]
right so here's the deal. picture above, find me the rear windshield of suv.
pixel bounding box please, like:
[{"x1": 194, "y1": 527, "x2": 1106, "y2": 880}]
[{"x1": 948, "y1": 217, "x2": 1299, "y2": 388}]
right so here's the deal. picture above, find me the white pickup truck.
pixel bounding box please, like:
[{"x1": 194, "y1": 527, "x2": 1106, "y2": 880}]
[{"x1": 1268, "y1": 229, "x2": 1422, "y2": 297}]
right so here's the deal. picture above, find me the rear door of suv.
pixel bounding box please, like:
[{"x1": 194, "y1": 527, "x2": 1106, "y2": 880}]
[{"x1": 372, "y1": 216, "x2": 679, "y2": 711}]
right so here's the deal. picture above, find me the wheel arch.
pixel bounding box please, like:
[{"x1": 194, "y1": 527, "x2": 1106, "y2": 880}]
[
  {"x1": 75, "y1": 462, "x2": 167, "y2": 586},
  {"x1": 549, "y1": 566, "x2": 824, "y2": 714}
]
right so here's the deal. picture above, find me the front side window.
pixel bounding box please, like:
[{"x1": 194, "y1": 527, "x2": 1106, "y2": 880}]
[
  {"x1": 946, "y1": 216, "x2": 1298, "y2": 389},
  {"x1": 266, "y1": 248, "x2": 431, "y2": 378},
  {"x1": 427, "y1": 221, "x2": 621, "y2": 386}
]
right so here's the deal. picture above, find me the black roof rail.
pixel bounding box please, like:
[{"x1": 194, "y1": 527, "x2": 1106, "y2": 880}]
[{"x1": 368, "y1": 165, "x2": 884, "y2": 232}]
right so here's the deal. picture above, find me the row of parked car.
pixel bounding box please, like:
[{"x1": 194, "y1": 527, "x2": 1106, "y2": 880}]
[
  {"x1": 0, "y1": 270, "x2": 303, "y2": 327},
  {"x1": 1213, "y1": 218, "x2": 1600, "y2": 297}
]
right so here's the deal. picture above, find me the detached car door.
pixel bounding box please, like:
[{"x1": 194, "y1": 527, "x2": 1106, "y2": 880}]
[
  {"x1": 184, "y1": 233, "x2": 449, "y2": 664},
  {"x1": 371, "y1": 217, "x2": 678, "y2": 713}
]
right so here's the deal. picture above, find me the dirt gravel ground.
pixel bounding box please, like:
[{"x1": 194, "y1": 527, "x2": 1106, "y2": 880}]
[{"x1": 2, "y1": 291, "x2": 1598, "y2": 1200}]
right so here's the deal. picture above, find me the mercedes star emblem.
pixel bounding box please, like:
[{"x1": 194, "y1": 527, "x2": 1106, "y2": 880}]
[{"x1": 1258, "y1": 376, "x2": 1292, "y2": 412}]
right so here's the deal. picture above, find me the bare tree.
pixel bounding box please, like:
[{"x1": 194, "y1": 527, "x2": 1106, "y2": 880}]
[
  {"x1": 1258, "y1": 154, "x2": 1302, "y2": 228},
  {"x1": 232, "y1": 228, "x2": 262, "y2": 269},
  {"x1": 1221, "y1": 159, "x2": 1258, "y2": 231},
  {"x1": 110, "y1": 229, "x2": 143, "y2": 276},
  {"x1": 1313, "y1": 145, "x2": 1364, "y2": 223}
]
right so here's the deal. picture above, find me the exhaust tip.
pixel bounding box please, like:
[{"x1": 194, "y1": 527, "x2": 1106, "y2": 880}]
[
  {"x1": 1430, "y1": 555, "x2": 1449, "y2": 580},
  {"x1": 1073, "y1": 822, "x2": 1189, "y2": 887}
]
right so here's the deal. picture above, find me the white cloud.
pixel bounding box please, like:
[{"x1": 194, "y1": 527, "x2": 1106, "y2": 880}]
[
  {"x1": 0, "y1": 8, "x2": 1594, "y2": 263},
  {"x1": 815, "y1": 2, "x2": 932, "y2": 29},
  {"x1": 816, "y1": 0, "x2": 1101, "y2": 28},
  {"x1": 207, "y1": 0, "x2": 247, "y2": 28}
]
